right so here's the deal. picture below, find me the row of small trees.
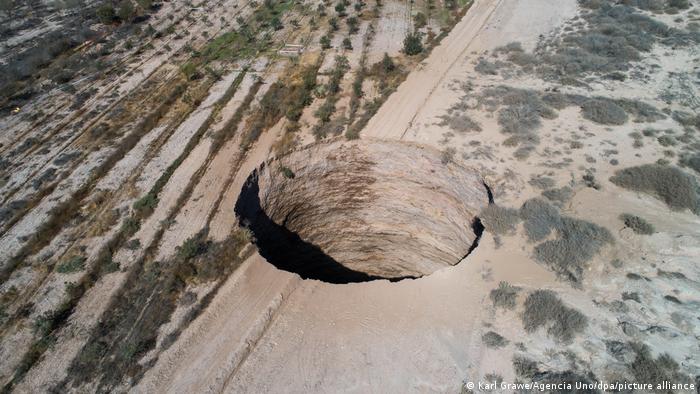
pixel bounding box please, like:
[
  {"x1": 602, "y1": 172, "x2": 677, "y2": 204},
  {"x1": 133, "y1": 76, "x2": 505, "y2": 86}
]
[{"x1": 96, "y1": 0, "x2": 153, "y2": 24}]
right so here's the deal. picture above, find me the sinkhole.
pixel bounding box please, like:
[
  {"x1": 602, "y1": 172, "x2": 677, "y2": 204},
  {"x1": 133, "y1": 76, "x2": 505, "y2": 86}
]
[{"x1": 234, "y1": 139, "x2": 488, "y2": 284}]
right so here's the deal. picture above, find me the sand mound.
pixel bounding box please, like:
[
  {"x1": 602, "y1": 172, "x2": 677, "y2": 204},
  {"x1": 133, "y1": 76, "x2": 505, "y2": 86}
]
[{"x1": 235, "y1": 139, "x2": 488, "y2": 282}]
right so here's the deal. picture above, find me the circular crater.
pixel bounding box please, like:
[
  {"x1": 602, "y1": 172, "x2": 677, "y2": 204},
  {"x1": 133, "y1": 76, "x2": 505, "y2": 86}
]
[{"x1": 234, "y1": 139, "x2": 488, "y2": 283}]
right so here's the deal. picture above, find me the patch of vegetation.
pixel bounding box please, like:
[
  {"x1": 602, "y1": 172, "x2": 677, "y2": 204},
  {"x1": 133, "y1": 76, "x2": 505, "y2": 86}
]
[
  {"x1": 533, "y1": 216, "x2": 613, "y2": 283},
  {"x1": 518, "y1": 198, "x2": 560, "y2": 242},
  {"x1": 241, "y1": 63, "x2": 320, "y2": 150},
  {"x1": 438, "y1": 113, "x2": 481, "y2": 133},
  {"x1": 440, "y1": 147, "x2": 456, "y2": 164},
  {"x1": 314, "y1": 56, "x2": 350, "y2": 139},
  {"x1": 512, "y1": 356, "x2": 540, "y2": 379},
  {"x1": 610, "y1": 164, "x2": 700, "y2": 214},
  {"x1": 56, "y1": 256, "x2": 86, "y2": 274},
  {"x1": 489, "y1": 281, "x2": 520, "y2": 310},
  {"x1": 403, "y1": 32, "x2": 424, "y2": 55},
  {"x1": 522, "y1": 290, "x2": 588, "y2": 343},
  {"x1": 528, "y1": 176, "x2": 556, "y2": 190},
  {"x1": 280, "y1": 165, "x2": 295, "y2": 179},
  {"x1": 346, "y1": 53, "x2": 407, "y2": 139},
  {"x1": 65, "y1": 229, "x2": 251, "y2": 391},
  {"x1": 581, "y1": 98, "x2": 628, "y2": 125},
  {"x1": 482, "y1": 331, "x2": 509, "y2": 349},
  {"x1": 627, "y1": 342, "x2": 693, "y2": 388},
  {"x1": 542, "y1": 186, "x2": 573, "y2": 204},
  {"x1": 534, "y1": 2, "x2": 699, "y2": 82},
  {"x1": 480, "y1": 204, "x2": 520, "y2": 235},
  {"x1": 679, "y1": 154, "x2": 700, "y2": 175},
  {"x1": 481, "y1": 87, "x2": 556, "y2": 142},
  {"x1": 619, "y1": 213, "x2": 655, "y2": 235},
  {"x1": 133, "y1": 193, "x2": 158, "y2": 219},
  {"x1": 475, "y1": 58, "x2": 500, "y2": 75}
]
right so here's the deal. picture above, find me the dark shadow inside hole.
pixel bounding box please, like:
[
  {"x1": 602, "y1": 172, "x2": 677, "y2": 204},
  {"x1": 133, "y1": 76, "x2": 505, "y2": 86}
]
[{"x1": 234, "y1": 170, "x2": 416, "y2": 284}]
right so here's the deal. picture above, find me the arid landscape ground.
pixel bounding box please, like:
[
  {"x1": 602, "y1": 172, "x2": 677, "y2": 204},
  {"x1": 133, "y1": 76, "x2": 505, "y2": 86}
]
[{"x1": 0, "y1": 0, "x2": 699, "y2": 392}]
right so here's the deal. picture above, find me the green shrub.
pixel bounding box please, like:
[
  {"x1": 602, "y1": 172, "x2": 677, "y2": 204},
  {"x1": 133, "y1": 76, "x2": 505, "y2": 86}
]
[
  {"x1": 180, "y1": 62, "x2": 199, "y2": 80},
  {"x1": 482, "y1": 331, "x2": 509, "y2": 349},
  {"x1": 489, "y1": 281, "x2": 520, "y2": 309},
  {"x1": 320, "y1": 35, "x2": 331, "y2": 49},
  {"x1": 381, "y1": 53, "x2": 395, "y2": 72},
  {"x1": 57, "y1": 256, "x2": 86, "y2": 274},
  {"x1": 480, "y1": 205, "x2": 520, "y2": 235},
  {"x1": 522, "y1": 290, "x2": 587, "y2": 343},
  {"x1": 619, "y1": 213, "x2": 655, "y2": 235},
  {"x1": 403, "y1": 32, "x2": 423, "y2": 55},
  {"x1": 280, "y1": 165, "x2": 295, "y2": 179},
  {"x1": 133, "y1": 193, "x2": 158, "y2": 217},
  {"x1": 347, "y1": 16, "x2": 359, "y2": 34},
  {"x1": 96, "y1": 4, "x2": 116, "y2": 24},
  {"x1": 177, "y1": 234, "x2": 208, "y2": 260},
  {"x1": 342, "y1": 37, "x2": 353, "y2": 50},
  {"x1": 610, "y1": 164, "x2": 700, "y2": 214},
  {"x1": 117, "y1": 0, "x2": 136, "y2": 22},
  {"x1": 121, "y1": 217, "x2": 140, "y2": 236}
]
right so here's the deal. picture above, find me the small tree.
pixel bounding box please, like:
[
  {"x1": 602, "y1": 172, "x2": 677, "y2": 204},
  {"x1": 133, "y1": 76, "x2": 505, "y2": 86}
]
[
  {"x1": 347, "y1": 16, "x2": 359, "y2": 34},
  {"x1": 342, "y1": 37, "x2": 353, "y2": 50},
  {"x1": 413, "y1": 12, "x2": 427, "y2": 28},
  {"x1": 329, "y1": 16, "x2": 339, "y2": 31},
  {"x1": 403, "y1": 32, "x2": 423, "y2": 55},
  {"x1": 271, "y1": 16, "x2": 283, "y2": 30},
  {"x1": 117, "y1": 0, "x2": 136, "y2": 22},
  {"x1": 381, "y1": 52, "x2": 395, "y2": 73},
  {"x1": 320, "y1": 35, "x2": 332, "y2": 49},
  {"x1": 334, "y1": 1, "x2": 346, "y2": 16},
  {"x1": 96, "y1": 4, "x2": 116, "y2": 24}
]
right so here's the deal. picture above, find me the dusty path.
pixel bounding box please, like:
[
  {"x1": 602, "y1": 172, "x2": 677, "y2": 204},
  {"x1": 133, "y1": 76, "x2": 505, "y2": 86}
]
[{"x1": 363, "y1": 0, "x2": 503, "y2": 140}]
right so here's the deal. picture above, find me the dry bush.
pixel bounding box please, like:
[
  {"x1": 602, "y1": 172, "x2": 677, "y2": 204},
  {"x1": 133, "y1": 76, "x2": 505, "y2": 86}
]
[
  {"x1": 533, "y1": 217, "x2": 614, "y2": 283},
  {"x1": 522, "y1": 290, "x2": 588, "y2": 343},
  {"x1": 480, "y1": 204, "x2": 520, "y2": 235},
  {"x1": 529, "y1": 176, "x2": 556, "y2": 190},
  {"x1": 542, "y1": 186, "x2": 573, "y2": 204},
  {"x1": 482, "y1": 331, "x2": 509, "y2": 349},
  {"x1": 610, "y1": 164, "x2": 700, "y2": 214},
  {"x1": 482, "y1": 87, "x2": 556, "y2": 138},
  {"x1": 679, "y1": 154, "x2": 700, "y2": 174},
  {"x1": 581, "y1": 98, "x2": 628, "y2": 125},
  {"x1": 627, "y1": 342, "x2": 693, "y2": 387},
  {"x1": 619, "y1": 213, "x2": 655, "y2": 235},
  {"x1": 512, "y1": 356, "x2": 539, "y2": 379},
  {"x1": 438, "y1": 113, "x2": 482, "y2": 133},
  {"x1": 475, "y1": 58, "x2": 499, "y2": 75},
  {"x1": 518, "y1": 198, "x2": 560, "y2": 242},
  {"x1": 490, "y1": 281, "x2": 520, "y2": 310}
]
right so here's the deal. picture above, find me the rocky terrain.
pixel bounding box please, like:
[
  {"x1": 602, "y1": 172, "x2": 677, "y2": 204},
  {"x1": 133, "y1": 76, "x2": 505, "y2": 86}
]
[{"x1": 0, "y1": 0, "x2": 699, "y2": 392}]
